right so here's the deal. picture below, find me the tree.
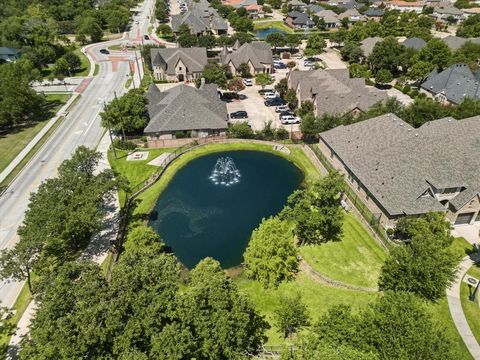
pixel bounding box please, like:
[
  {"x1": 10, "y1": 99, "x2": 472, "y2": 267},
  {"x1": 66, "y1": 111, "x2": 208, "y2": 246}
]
[
  {"x1": 316, "y1": 17, "x2": 326, "y2": 31},
  {"x1": 348, "y1": 63, "x2": 371, "y2": 79},
  {"x1": 227, "y1": 77, "x2": 245, "y2": 93},
  {"x1": 368, "y1": 36, "x2": 405, "y2": 74},
  {"x1": 266, "y1": 32, "x2": 286, "y2": 51},
  {"x1": 374, "y1": 69, "x2": 393, "y2": 86},
  {"x1": 181, "y1": 258, "x2": 269, "y2": 358},
  {"x1": 243, "y1": 217, "x2": 298, "y2": 288},
  {"x1": 340, "y1": 42, "x2": 364, "y2": 63},
  {"x1": 237, "y1": 62, "x2": 251, "y2": 78},
  {"x1": 275, "y1": 78, "x2": 288, "y2": 98},
  {"x1": 274, "y1": 294, "x2": 310, "y2": 338},
  {"x1": 416, "y1": 38, "x2": 451, "y2": 70},
  {"x1": 400, "y1": 97, "x2": 449, "y2": 128},
  {"x1": 77, "y1": 16, "x2": 103, "y2": 43},
  {"x1": 457, "y1": 14, "x2": 480, "y2": 37},
  {"x1": 304, "y1": 34, "x2": 326, "y2": 56},
  {"x1": 287, "y1": 61, "x2": 296, "y2": 71},
  {"x1": 227, "y1": 121, "x2": 255, "y2": 138},
  {"x1": 379, "y1": 214, "x2": 459, "y2": 301},
  {"x1": 197, "y1": 35, "x2": 216, "y2": 49},
  {"x1": 201, "y1": 63, "x2": 227, "y2": 88},
  {"x1": 300, "y1": 112, "x2": 320, "y2": 141},
  {"x1": 341, "y1": 17, "x2": 350, "y2": 29},
  {"x1": 285, "y1": 33, "x2": 301, "y2": 51},
  {"x1": 100, "y1": 89, "x2": 148, "y2": 139},
  {"x1": 408, "y1": 60, "x2": 434, "y2": 82},
  {"x1": 255, "y1": 73, "x2": 274, "y2": 89},
  {"x1": 454, "y1": 97, "x2": 480, "y2": 119},
  {"x1": 178, "y1": 32, "x2": 198, "y2": 47},
  {"x1": 281, "y1": 172, "x2": 345, "y2": 245},
  {"x1": 284, "y1": 89, "x2": 298, "y2": 110}
]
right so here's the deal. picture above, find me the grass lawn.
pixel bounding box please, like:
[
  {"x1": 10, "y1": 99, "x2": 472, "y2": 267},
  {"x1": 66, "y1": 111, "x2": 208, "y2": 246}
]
[
  {"x1": 461, "y1": 263, "x2": 480, "y2": 346},
  {"x1": 253, "y1": 20, "x2": 294, "y2": 34},
  {"x1": 73, "y1": 48, "x2": 90, "y2": 77},
  {"x1": 451, "y1": 236, "x2": 474, "y2": 259},
  {"x1": 235, "y1": 272, "x2": 377, "y2": 346},
  {"x1": 130, "y1": 142, "x2": 318, "y2": 216},
  {"x1": 299, "y1": 213, "x2": 387, "y2": 289},
  {"x1": 0, "y1": 94, "x2": 70, "y2": 175},
  {"x1": 108, "y1": 148, "x2": 175, "y2": 207}
]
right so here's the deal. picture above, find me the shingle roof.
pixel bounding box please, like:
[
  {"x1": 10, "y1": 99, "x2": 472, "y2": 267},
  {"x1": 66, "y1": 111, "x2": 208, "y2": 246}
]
[
  {"x1": 363, "y1": 7, "x2": 384, "y2": 16},
  {"x1": 316, "y1": 9, "x2": 340, "y2": 23},
  {"x1": 434, "y1": 6, "x2": 464, "y2": 15},
  {"x1": 421, "y1": 63, "x2": 480, "y2": 104},
  {"x1": 288, "y1": 69, "x2": 387, "y2": 117},
  {"x1": 172, "y1": 0, "x2": 226, "y2": 33},
  {"x1": 441, "y1": 35, "x2": 480, "y2": 51},
  {"x1": 360, "y1": 36, "x2": 383, "y2": 57},
  {"x1": 307, "y1": 4, "x2": 324, "y2": 12},
  {"x1": 151, "y1": 47, "x2": 208, "y2": 75},
  {"x1": 289, "y1": 12, "x2": 315, "y2": 25},
  {"x1": 402, "y1": 37, "x2": 427, "y2": 50},
  {"x1": 320, "y1": 114, "x2": 480, "y2": 215},
  {"x1": 220, "y1": 41, "x2": 273, "y2": 69},
  {"x1": 145, "y1": 84, "x2": 228, "y2": 133}
]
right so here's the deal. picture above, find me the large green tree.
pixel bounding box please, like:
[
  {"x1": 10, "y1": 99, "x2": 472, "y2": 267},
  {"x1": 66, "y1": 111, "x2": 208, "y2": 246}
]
[
  {"x1": 274, "y1": 294, "x2": 310, "y2": 338},
  {"x1": 416, "y1": 38, "x2": 452, "y2": 70},
  {"x1": 368, "y1": 36, "x2": 405, "y2": 74},
  {"x1": 243, "y1": 217, "x2": 298, "y2": 288},
  {"x1": 201, "y1": 63, "x2": 227, "y2": 88}
]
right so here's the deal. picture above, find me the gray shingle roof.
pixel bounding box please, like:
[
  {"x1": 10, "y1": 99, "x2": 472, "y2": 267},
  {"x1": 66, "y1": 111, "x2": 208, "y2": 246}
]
[
  {"x1": 434, "y1": 6, "x2": 464, "y2": 16},
  {"x1": 307, "y1": 4, "x2": 325, "y2": 12},
  {"x1": 172, "y1": 0, "x2": 226, "y2": 34},
  {"x1": 402, "y1": 37, "x2": 427, "y2": 50},
  {"x1": 320, "y1": 114, "x2": 480, "y2": 215},
  {"x1": 421, "y1": 63, "x2": 480, "y2": 104},
  {"x1": 315, "y1": 9, "x2": 340, "y2": 24},
  {"x1": 289, "y1": 12, "x2": 315, "y2": 26},
  {"x1": 145, "y1": 84, "x2": 228, "y2": 133},
  {"x1": 442, "y1": 35, "x2": 480, "y2": 51},
  {"x1": 360, "y1": 36, "x2": 382, "y2": 57},
  {"x1": 151, "y1": 47, "x2": 208, "y2": 75},
  {"x1": 363, "y1": 7, "x2": 384, "y2": 17},
  {"x1": 220, "y1": 41, "x2": 273, "y2": 70}
]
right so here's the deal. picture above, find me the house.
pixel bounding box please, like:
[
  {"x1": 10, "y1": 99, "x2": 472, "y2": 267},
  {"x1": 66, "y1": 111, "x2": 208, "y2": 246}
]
[
  {"x1": 285, "y1": 11, "x2": 316, "y2": 29},
  {"x1": 363, "y1": 7, "x2": 385, "y2": 20},
  {"x1": 432, "y1": 6, "x2": 465, "y2": 22},
  {"x1": 360, "y1": 36, "x2": 383, "y2": 57},
  {"x1": 287, "y1": 69, "x2": 387, "y2": 117},
  {"x1": 289, "y1": 0, "x2": 308, "y2": 11},
  {"x1": 244, "y1": 4, "x2": 264, "y2": 19},
  {"x1": 222, "y1": 0, "x2": 264, "y2": 18},
  {"x1": 401, "y1": 37, "x2": 427, "y2": 50},
  {"x1": 421, "y1": 63, "x2": 480, "y2": 104},
  {"x1": 464, "y1": 8, "x2": 480, "y2": 17},
  {"x1": 338, "y1": 8, "x2": 365, "y2": 22},
  {"x1": 385, "y1": 0, "x2": 425, "y2": 13},
  {"x1": 306, "y1": 4, "x2": 325, "y2": 13},
  {"x1": 316, "y1": 10, "x2": 341, "y2": 28},
  {"x1": 318, "y1": 113, "x2": 480, "y2": 227},
  {"x1": 172, "y1": 0, "x2": 228, "y2": 35},
  {"x1": 328, "y1": 0, "x2": 361, "y2": 9},
  {"x1": 220, "y1": 41, "x2": 273, "y2": 75},
  {"x1": 150, "y1": 47, "x2": 208, "y2": 82},
  {"x1": 0, "y1": 47, "x2": 20, "y2": 63},
  {"x1": 441, "y1": 35, "x2": 480, "y2": 51},
  {"x1": 144, "y1": 83, "x2": 227, "y2": 147}
]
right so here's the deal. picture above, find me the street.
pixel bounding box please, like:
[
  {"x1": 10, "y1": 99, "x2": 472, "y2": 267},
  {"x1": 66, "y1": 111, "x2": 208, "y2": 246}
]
[{"x1": 0, "y1": 0, "x2": 156, "y2": 309}]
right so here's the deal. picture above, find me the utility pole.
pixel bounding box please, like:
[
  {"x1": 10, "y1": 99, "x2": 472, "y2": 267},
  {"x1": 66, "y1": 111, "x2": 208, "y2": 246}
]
[
  {"x1": 103, "y1": 99, "x2": 117, "y2": 159},
  {"x1": 134, "y1": 50, "x2": 142, "y2": 85}
]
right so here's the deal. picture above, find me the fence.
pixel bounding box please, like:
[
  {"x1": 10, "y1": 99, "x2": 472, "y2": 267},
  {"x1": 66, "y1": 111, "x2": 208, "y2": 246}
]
[{"x1": 307, "y1": 144, "x2": 392, "y2": 250}]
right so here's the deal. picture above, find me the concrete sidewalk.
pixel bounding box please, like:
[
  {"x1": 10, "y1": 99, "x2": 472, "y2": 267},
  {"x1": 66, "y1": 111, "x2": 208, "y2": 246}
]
[
  {"x1": 0, "y1": 93, "x2": 80, "y2": 186},
  {"x1": 447, "y1": 255, "x2": 480, "y2": 360}
]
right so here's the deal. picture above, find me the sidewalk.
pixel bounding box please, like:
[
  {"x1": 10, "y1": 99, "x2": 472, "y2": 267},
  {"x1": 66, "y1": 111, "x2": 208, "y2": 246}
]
[
  {"x1": 6, "y1": 132, "x2": 119, "y2": 359},
  {"x1": 447, "y1": 255, "x2": 480, "y2": 360},
  {"x1": 0, "y1": 93, "x2": 80, "y2": 185}
]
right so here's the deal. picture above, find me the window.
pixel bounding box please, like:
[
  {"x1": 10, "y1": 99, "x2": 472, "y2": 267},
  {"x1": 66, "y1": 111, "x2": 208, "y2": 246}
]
[{"x1": 179, "y1": 66, "x2": 182, "y2": 70}]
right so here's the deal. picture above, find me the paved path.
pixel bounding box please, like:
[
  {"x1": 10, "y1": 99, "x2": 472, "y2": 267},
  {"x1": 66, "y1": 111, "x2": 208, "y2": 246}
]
[{"x1": 447, "y1": 255, "x2": 480, "y2": 360}]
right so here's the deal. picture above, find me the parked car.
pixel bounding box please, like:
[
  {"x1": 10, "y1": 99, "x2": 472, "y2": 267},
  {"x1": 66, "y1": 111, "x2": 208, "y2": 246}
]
[
  {"x1": 144, "y1": 35, "x2": 149, "y2": 40},
  {"x1": 274, "y1": 63, "x2": 286, "y2": 70},
  {"x1": 243, "y1": 78, "x2": 253, "y2": 86},
  {"x1": 230, "y1": 111, "x2": 248, "y2": 119},
  {"x1": 275, "y1": 105, "x2": 289, "y2": 113},
  {"x1": 264, "y1": 98, "x2": 285, "y2": 107},
  {"x1": 304, "y1": 60, "x2": 314, "y2": 67},
  {"x1": 99, "y1": 48, "x2": 110, "y2": 54},
  {"x1": 278, "y1": 110, "x2": 294, "y2": 118},
  {"x1": 263, "y1": 91, "x2": 277, "y2": 99},
  {"x1": 280, "y1": 115, "x2": 300, "y2": 124},
  {"x1": 269, "y1": 74, "x2": 275, "y2": 81}
]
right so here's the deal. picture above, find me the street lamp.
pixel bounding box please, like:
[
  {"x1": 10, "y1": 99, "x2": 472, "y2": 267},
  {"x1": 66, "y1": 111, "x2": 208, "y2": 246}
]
[{"x1": 101, "y1": 98, "x2": 118, "y2": 159}]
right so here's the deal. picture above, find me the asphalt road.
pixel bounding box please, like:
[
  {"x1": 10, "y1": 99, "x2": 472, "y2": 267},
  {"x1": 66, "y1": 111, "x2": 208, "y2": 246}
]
[{"x1": 0, "y1": 0, "x2": 155, "y2": 308}]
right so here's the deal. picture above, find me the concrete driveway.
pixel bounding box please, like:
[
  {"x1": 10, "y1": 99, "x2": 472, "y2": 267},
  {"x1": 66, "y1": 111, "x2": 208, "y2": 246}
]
[
  {"x1": 319, "y1": 49, "x2": 347, "y2": 69},
  {"x1": 452, "y1": 223, "x2": 480, "y2": 246}
]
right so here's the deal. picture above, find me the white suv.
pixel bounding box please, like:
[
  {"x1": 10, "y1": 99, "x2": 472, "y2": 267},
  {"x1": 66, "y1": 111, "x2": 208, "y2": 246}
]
[
  {"x1": 280, "y1": 115, "x2": 300, "y2": 124},
  {"x1": 263, "y1": 91, "x2": 277, "y2": 99},
  {"x1": 243, "y1": 78, "x2": 253, "y2": 86}
]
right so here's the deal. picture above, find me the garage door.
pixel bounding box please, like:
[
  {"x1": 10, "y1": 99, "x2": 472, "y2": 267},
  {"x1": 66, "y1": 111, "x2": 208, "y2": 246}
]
[{"x1": 455, "y1": 212, "x2": 475, "y2": 225}]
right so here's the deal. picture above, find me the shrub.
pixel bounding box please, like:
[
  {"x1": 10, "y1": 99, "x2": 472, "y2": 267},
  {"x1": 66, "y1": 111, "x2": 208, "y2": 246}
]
[
  {"x1": 113, "y1": 139, "x2": 136, "y2": 150},
  {"x1": 402, "y1": 84, "x2": 411, "y2": 94}
]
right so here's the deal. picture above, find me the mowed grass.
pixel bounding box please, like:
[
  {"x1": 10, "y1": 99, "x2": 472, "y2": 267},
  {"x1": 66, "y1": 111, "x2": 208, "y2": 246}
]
[
  {"x1": 299, "y1": 213, "x2": 387, "y2": 288},
  {"x1": 461, "y1": 263, "x2": 480, "y2": 346},
  {"x1": 235, "y1": 272, "x2": 377, "y2": 346},
  {"x1": 108, "y1": 148, "x2": 175, "y2": 206},
  {"x1": 0, "y1": 94, "x2": 70, "y2": 174},
  {"x1": 253, "y1": 20, "x2": 294, "y2": 34}
]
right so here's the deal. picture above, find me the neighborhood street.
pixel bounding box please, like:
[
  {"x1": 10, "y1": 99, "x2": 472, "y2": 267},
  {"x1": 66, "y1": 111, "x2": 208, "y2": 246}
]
[{"x1": 0, "y1": 0, "x2": 155, "y2": 309}]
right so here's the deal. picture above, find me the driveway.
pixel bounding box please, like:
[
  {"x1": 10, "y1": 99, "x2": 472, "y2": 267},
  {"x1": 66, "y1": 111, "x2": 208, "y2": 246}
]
[
  {"x1": 319, "y1": 49, "x2": 347, "y2": 69},
  {"x1": 452, "y1": 223, "x2": 480, "y2": 246}
]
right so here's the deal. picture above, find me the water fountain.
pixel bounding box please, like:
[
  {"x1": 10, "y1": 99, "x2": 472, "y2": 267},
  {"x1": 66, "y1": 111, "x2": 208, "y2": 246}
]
[{"x1": 209, "y1": 157, "x2": 241, "y2": 186}]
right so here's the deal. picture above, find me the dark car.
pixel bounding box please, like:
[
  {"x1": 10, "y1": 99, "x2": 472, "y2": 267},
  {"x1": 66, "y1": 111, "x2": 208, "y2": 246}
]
[
  {"x1": 264, "y1": 97, "x2": 285, "y2": 107},
  {"x1": 99, "y1": 48, "x2": 110, "y2": 54},
  {"x1": 278, "y1": 110, "x2": 294, "y2": 118},
  {"x1": 230, "y1": 111, "x2": 248, "y2": 119},
  {"x1": 144, "y1": 35, "x2": 149, "y2": 40},
  {"x1": 274, "y1": 63, "x2": 286, "y2": 69}
]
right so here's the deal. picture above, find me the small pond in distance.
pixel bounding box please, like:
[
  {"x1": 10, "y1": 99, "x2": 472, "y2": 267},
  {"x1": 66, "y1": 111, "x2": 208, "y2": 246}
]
[
  {"x1": 255, "y1": 28, "x2": 285, "y2": 39},
  {"x1": 149, "y1": 150, "x2": 303, "y2": 268}
]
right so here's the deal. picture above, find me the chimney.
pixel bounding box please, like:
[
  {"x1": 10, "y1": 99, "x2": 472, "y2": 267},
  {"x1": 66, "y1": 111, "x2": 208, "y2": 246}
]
[{"x1": 200, "y1": 77, "x2": 205, "y2": 89}]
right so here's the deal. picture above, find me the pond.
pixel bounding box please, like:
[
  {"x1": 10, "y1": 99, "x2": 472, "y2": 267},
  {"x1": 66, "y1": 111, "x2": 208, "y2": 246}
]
[
  {"x1": 149, "y1": 150, "x2": 303, "y2": 269},
  {"x1": 255, "y1": 28, "x2": 285, "y2": 39}
]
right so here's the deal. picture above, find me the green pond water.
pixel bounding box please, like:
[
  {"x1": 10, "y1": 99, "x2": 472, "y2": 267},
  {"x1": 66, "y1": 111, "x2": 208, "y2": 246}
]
[{"x1": 149, "y1": 150, "x2": 303, "y2": 268}]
